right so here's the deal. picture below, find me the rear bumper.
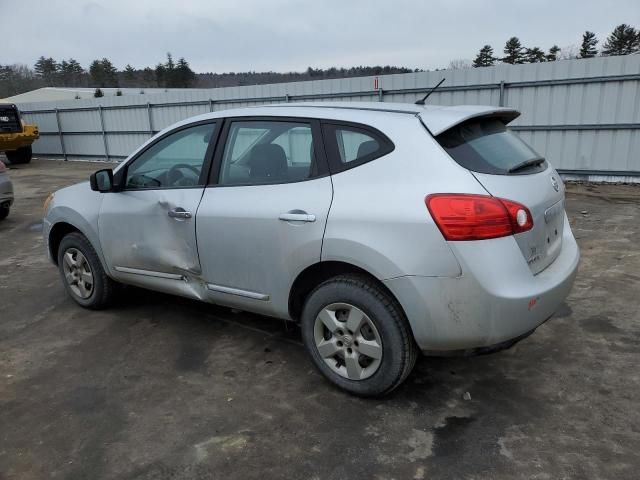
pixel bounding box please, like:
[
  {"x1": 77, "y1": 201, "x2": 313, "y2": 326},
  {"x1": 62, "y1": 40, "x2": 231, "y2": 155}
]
[{"x1": 384, "y1": 215, "x2": 579, "y2": 352}]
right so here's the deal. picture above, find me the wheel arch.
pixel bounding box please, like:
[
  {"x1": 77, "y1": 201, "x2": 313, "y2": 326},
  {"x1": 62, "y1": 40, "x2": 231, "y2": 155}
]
[
  {"x1": 48, "y1": 221, "x2": 83, "y2": 265},
  {"x1": 48, "y1": 220, "x2": 108, "y2": 273},
  {"x1": 288, "y1": 260, "x2": 408, "y2": 323}
]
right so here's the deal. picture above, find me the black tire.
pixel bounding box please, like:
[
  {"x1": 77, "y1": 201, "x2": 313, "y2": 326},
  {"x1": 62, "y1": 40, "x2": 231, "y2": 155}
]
[
  {"x1": 6, "y1": 146, "x2": 32, "y2": 165},
  {"x1": 301, "y1": 274, "x2": 418, "y2": 397},
  {"x1": 57, "y1": 232, "x2": 116, "y2": 309},
  {"x1": 0, "y1": 204, "x2": 9, "y2": 220}
]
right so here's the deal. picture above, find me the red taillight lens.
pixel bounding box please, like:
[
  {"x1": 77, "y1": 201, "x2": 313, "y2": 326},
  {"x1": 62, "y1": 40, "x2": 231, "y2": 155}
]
[{"x1": 425, "y1": 194, "x2": 533, "y2": 241}]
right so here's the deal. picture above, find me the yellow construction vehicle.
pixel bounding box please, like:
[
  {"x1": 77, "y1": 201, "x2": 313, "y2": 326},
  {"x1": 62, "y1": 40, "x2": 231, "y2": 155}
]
[{"x1": 0, "y1": 103, "x2": 39, "y2": 164}]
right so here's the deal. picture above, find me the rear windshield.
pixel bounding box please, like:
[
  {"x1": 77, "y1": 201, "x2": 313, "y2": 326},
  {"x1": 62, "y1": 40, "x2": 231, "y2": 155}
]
[{"x1": 436, "y1": 118, "x2": 546, "y2": 175}]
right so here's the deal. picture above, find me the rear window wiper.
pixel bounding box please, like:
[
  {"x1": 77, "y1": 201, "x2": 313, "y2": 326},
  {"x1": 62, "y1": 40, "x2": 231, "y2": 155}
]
[{"x1": 508, "y1": 157, "x2": 545, "y2": 173}]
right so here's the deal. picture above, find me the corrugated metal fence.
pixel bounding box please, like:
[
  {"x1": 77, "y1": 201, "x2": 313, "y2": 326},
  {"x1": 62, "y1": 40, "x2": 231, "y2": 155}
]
[{"x1": 18, "y1": 54, "x2": 640, "y2": 179}]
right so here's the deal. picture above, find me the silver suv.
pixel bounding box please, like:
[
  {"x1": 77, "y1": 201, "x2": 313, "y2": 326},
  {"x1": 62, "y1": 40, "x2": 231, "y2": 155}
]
[{"x1": 43, "y1": 102, "x2": 579, "y2": 396}]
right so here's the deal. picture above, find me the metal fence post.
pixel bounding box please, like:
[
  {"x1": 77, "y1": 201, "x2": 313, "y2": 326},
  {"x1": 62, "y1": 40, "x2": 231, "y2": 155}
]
[
  {"x1": 378, "y1": 88, "x2": 384, "y2": 102},
  {"x1": 55, "y1": 108, "x2": 67, "y2": 161},
  {"x1": 499, "y1": 81, "x2": 506, "y2": 106},
  {"x1": 146, "y1": 102, "x2": 154, "y2": 136},
  {"x1": 98, "y1": 105, "x2": 109, "y2": 161},
  {"x1": 208, "y1": 99, "x2": 214, "y2": 112},
  {"x1": 284, "y1": 94, "x2": 290, "y2": 103}
]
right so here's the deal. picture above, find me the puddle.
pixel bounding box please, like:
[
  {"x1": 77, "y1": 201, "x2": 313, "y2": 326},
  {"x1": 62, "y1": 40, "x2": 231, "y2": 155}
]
[{"x1": 27, "y1": 222, "x2": 43, "y2": 232}]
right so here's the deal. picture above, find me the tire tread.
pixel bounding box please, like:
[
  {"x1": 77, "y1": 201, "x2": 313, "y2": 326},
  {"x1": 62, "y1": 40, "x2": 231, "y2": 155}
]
[{"x1": 305, "y1": 273, "x2": 418, "y2": 396}]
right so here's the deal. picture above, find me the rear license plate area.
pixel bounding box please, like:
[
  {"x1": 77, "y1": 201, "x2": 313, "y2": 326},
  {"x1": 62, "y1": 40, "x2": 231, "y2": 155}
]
[{"x1": 544, "y1": 200, "x2": 564, "y2": 257}]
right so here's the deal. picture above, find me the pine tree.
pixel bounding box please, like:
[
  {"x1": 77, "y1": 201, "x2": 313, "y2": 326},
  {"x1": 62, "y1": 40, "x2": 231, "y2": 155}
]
[
  {"x1": 89, "y1": 58, "x2": 118, "y2": 87},
  {"x1": 100, "y1": 58, "x2": 118, "y2": 86},
  {"x1": 155, "y1": 53, "x2": 176, "y2": 87},
  {"x1": 59, "y1": 60, "x2": 70, "y2": 84},
  {"x1": 525, "y1": 47, "x2": 546, "y2": 63},
  {"x1": 175, "y1": 57, "x2": 196, "y2": 87},
  {"x1": 155, "y1": 62, "x2": 166, "y2": 87},
  {"x1": 602, "y1": 24, "x2": 640, "y2": 56},
  {"x1": 503, "y1": 37, "x2": 525, "y2": 64},
  {"x1": 546, "y1": 45, "x2": 561, "y2": 62},
  {"x1": 473, "y1": 45, "x2": 496, "y2": 67},
  {"x1": 34, "y1": 56, "x2": 59, "y2": 85},
  {"x1": 141, "y1": 67, "x2": 155, "y2": 87},
  {"x1": 165, "y1": 52, "x2": 175, "y2": 71},
  {"x1": 153, "y1": 53, "x2": 195, "y2": 87},
  {"x1": 67, "y1": 59, "x2": 83, "y2": 75},
  {"x1": 57, "y1": 59, "x2": 84, "y2": 86},
  {"x1": 124, "y1": 64, "x2": 136, "y2": 80},
  {"x1": 579, "y1": 31, "x2": 599, "y2": 58},
  {"x1": 93, "y1": 88, "x2": 104, "y2": 98}
]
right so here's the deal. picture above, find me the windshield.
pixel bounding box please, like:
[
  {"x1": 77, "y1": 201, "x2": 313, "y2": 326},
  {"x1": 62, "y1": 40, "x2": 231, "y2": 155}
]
[{"x1": 436, "y1": 118, "x2": 546, "y2": 175}]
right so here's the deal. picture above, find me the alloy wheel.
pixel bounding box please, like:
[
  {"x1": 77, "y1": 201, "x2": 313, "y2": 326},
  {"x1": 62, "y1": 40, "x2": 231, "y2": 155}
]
[
  {"x1": 62, "y1": 248, "x2": 94, "y2": 299},
  {"x1": 313, "y1": 303, "x2": 383, "y2": 380}
]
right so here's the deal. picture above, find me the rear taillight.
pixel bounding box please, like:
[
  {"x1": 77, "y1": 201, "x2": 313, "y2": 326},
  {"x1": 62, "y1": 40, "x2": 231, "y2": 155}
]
[{"x1": 425, "y1": 194, "x2": 533, "y2": 241}]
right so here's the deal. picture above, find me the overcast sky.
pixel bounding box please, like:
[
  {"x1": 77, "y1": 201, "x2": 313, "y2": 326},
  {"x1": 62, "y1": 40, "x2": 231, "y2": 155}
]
[{"x1": 2, "y1": 0, "x2": 639, "y2": 72}]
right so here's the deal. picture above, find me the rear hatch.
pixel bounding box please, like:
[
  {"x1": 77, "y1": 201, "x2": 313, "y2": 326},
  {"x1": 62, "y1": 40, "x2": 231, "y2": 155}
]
[{"x1": 424, "y1": 110, "x2": 565, "y2": 275}]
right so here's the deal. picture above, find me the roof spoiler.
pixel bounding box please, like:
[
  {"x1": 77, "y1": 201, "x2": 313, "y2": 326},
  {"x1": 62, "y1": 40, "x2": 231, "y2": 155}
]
[{"x1": 419, "y1": 107, "x2": 521, "y2": 136}]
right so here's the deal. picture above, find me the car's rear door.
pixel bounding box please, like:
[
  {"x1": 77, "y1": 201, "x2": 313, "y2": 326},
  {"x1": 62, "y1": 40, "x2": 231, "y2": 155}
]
[
  {"x1": 195, "y1": 117, "x2": 332, "y2": 318},
  {"x1": 98, "y1": 121, "x2": 218, "y2": 291}
]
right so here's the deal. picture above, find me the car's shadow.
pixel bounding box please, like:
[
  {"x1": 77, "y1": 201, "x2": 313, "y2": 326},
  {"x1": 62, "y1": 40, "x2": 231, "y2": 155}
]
[{"x1": 107, "y1": 284, "x2": 544, "y2": 400}]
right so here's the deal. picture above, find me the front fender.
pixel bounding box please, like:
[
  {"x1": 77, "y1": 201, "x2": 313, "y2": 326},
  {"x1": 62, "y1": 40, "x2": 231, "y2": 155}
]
[{"x1": 44, "y1": 182, "x2": 111, "y2": 275}]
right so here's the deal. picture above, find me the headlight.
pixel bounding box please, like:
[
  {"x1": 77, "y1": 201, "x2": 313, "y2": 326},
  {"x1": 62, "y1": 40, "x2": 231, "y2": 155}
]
[{"x1": 43, "y1": 192, "x2": 55, "y2": 215}]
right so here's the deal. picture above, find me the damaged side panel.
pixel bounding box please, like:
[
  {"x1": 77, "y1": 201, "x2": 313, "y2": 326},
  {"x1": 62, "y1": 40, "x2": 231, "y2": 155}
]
[{"x1": 98, "y1": 187, "x2": 209, "y2": 299}]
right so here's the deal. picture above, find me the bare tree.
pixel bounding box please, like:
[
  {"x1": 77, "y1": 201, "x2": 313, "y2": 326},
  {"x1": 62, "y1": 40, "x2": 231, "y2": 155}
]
[
  {"x1": 448, "y1": 59, "x2": 472, "y2": 70},
  {"x1": 558, "y1": 44, "x2": 580, "y2": 60}
]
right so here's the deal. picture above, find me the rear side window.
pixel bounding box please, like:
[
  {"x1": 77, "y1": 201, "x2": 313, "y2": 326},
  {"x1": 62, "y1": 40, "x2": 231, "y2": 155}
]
[
  {"x1": 219, "y1": 120, "x2": 320, "y2": 185},
  {"x1": 322, "y1": 123, "x2": 393, "y2": 172},
  {"x1": 436, "y1": 118, "x2": 546, "y2": 175}
]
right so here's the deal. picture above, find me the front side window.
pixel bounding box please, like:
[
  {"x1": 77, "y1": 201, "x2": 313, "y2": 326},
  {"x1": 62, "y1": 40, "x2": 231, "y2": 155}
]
[
  {"x1": 219, "y1": 121, "x2": 317, "y2": 185},
  {"x1": 125, "y1": 123, "x2": 216, "y2": 189}
]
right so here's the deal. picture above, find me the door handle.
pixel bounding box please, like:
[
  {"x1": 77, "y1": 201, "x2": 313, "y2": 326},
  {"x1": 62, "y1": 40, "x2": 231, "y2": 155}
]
[
  {"x1": 168, "y1": 207, "x2": 192, "y2": 219},
  {"x1": 279, "y1": 212, "x2": 316, "y2": 223}
]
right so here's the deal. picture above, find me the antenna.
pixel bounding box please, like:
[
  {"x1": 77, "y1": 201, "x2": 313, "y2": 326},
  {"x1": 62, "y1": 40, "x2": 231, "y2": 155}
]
[{"x1": 415, "y1": 78, "x2": 445, "y2": 105}]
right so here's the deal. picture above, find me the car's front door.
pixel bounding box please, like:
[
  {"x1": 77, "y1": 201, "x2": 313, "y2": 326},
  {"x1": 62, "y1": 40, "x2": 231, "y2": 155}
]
[
  {"x1": 98, "y1": 121, "x2": 217, "y2": 291},
  {"x1": 196, "y1": 118, "x2": 333, "y2": 318}
]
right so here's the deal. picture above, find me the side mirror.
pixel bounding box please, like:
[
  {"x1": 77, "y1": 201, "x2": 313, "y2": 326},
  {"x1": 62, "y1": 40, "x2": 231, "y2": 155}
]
[{"x1": 90, "y1": 168, "x2": 114, "y2": 192}]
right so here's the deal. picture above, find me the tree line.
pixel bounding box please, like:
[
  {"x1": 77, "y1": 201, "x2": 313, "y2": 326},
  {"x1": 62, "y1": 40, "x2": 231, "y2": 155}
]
[
  {"x1": 1, "y1": 23, "x2": 639, "y2": 99},
  {"x1": 31, "y1": 53, "x2": 196, "y2": 89},
  {"x1": 0, "y1": 53, "x2": 198, "y2": 98},
  {"x1": 472, "y1": 24, "x2": 640, "y2": 67},
  {"x1": 0, "y1": 53, "x2": 416, "y2": 98}
]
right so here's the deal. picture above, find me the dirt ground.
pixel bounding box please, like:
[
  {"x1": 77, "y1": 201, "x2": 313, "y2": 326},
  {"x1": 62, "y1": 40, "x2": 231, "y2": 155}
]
[{"x1": 1, "y1": 158, "x2": 639, "y2": 479}]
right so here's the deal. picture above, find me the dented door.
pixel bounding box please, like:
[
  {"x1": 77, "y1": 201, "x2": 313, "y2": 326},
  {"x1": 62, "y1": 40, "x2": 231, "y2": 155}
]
[
  {"x1": 97, "y1": 121, "x2": 216, "y2": 292},
  {"x1": 98, "y1": 188, "x2": 205, "y2": 279}
]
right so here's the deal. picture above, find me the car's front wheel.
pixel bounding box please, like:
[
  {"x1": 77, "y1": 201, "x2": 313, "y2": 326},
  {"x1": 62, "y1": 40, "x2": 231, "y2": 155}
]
[
  {"x1": 301, "y1": 274, "x2": 417, "y2": 397},
  {"x1": 57, "y1": 232, "x2": 116, "y2": 309}
]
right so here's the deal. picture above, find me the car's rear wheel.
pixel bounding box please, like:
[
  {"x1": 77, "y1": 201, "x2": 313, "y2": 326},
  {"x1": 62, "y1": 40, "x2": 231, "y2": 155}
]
[
  {"x1": 6, "y1": 146, "x2": 32, "y2": 165},
  {"x1": 301, "y1": 274, "x2": 417, "y2": 397},
  {"x1": 57, "y1": 232, "x2": 115, "y2": 309}
]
